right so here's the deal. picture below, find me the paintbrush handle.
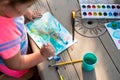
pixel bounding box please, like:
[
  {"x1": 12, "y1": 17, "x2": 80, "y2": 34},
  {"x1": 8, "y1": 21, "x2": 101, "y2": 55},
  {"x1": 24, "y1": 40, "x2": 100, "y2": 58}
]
[
  {"x1": 58, "y1": 60, "x2": 83, "y2": 66},
  {"x1": 60, "y1": 75, "x2": 64, "y2": 80},
  {"x1": 40, "y1": 37, "x2": 47, "y2": 46},
  {"x1": 71, "y1": 10, "x2": 76, "y2": 41},
  {"x1": 56, "y1": 66, "x2": 64, "y2": 80}
]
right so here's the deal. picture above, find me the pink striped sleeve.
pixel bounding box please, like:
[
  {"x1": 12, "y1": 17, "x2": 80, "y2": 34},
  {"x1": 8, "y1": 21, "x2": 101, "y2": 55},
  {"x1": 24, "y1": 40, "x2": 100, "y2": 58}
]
[{"x1": 0, "y1": 19, "x2": 21, "y2": 59}]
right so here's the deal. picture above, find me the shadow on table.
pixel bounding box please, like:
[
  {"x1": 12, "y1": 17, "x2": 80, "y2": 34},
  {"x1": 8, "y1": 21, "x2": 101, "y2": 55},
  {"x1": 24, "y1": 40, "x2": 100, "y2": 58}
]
[
  {"x1": 114, "y1": 0, "x2": 120, "y2": 4},
  {"x1": 82, "y1": 69, "x2": 96, "y2": 80}
]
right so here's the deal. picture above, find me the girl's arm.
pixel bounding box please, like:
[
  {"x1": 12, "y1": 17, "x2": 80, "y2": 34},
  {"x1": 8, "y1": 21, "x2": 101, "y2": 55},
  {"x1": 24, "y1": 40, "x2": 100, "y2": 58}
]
[{"x1": 3, "y1": 43, "x2": 55, "y2": 70}]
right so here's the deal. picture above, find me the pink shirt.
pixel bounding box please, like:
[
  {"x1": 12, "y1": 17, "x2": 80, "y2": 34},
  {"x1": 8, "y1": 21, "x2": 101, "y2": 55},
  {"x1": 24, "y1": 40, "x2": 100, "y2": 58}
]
[{"x1": 0, "y1": 16, "x2": 28, "y2": 78}]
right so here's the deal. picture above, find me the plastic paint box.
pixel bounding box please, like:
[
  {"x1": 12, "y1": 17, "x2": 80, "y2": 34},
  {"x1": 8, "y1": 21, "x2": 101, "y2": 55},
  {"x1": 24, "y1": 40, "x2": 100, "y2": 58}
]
[{"x1": 80, "y1": 4, "x2": 120, "y2": 19}]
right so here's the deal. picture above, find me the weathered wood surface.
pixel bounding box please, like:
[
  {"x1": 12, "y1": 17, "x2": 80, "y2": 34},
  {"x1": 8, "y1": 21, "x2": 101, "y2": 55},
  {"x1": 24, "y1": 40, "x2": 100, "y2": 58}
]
[{"x1": 29, "y1": 0, "x2": 120, "y2": 80}]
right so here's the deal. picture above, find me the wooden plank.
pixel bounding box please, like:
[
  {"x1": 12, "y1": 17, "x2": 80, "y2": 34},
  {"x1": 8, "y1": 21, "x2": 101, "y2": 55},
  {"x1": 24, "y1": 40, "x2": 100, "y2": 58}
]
[
  {"x1": 100, "y1": 32, "x2": 120, "y2": 72},
  {"x1": 96, "y1": 0, "x2": 120, "y2": 72},
  {"x1": 30, "y1": 0, "x2": 49, "y2": 14},
  {"x1": 58, "y1": 51, "x2": 80, "y2": 80},
  {"x1": 46, "y1": 0, "x2": 80, "y2": 33},
  {"x1": 68, "y1": 32, "x2": 120, "y2": 80}
]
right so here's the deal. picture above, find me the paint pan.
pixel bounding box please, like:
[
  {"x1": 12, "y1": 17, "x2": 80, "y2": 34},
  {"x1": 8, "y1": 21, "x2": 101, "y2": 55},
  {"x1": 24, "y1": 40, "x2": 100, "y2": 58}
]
[{"x1": 80, "y1": 4, "x2": 120, "y2": 19}]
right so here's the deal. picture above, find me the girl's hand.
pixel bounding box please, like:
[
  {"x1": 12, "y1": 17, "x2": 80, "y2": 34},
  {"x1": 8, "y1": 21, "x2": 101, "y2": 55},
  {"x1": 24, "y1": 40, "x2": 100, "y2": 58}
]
[
  {"x1": 24, "y1": 9, "x2": 41, "y2": 21},
  {"x1": 40, "y1": 43, "x2": 55, "y2": 60}
]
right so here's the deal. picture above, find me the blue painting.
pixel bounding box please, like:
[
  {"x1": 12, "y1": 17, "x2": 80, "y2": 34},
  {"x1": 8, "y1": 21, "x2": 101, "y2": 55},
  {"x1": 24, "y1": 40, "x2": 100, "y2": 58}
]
[
  {"x1": 26, "y1": 12, "x2": 76, "y2": 60},
  {"x1": 105, "y1": 20, "x2": 120, "y2": 49}
]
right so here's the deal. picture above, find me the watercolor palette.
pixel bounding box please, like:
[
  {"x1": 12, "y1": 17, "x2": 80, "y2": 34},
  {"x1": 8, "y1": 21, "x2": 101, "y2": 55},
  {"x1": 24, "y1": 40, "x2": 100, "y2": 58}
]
[
  {"x1": 80, "y1": 4, "x2": 120, "y2": 19},
  {"x1": 105, "y1": 20, "x2": 120, "y2": 49}
]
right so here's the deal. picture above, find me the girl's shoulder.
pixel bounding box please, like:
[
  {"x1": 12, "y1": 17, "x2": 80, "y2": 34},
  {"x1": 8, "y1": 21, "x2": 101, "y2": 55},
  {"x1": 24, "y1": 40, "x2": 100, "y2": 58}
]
[
  {"x1": 0, "y1": 16, "x2": 16, "y2": 30},
  {"x1": 0, "y1": 16, "x2": 21, "y2": 44},
  {"x1": 0, "y1": 16, "x2": 21, "y2": 59}
]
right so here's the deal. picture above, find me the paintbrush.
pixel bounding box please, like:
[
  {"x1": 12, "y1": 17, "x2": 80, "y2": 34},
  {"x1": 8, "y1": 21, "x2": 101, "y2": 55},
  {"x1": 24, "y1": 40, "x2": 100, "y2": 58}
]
[
  {"x1": 55, "y1": 66, "x2": 64, "y2": 80},
  {"x1": 48, "y1": 59, "x2": 83, "y2": 67},
  {"x1": 40, "y1": 37, "x2": 47, "y2": 46},
  {"x1": 71, "y1": 10, "x2": 76, "y2": 41}
]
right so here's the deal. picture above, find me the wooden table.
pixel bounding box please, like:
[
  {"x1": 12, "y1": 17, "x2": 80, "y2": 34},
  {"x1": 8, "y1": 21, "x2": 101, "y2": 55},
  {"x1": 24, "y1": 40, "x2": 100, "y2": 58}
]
[{"x1": 29, "y1": 0, "x2": 120, "y2": 80}]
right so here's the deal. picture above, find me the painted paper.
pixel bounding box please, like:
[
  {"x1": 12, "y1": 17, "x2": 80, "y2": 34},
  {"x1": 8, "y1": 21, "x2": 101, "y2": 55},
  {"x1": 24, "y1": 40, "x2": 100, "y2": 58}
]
[{"x1": 26, "y1": 12, "x2": 76, "y2": 60}]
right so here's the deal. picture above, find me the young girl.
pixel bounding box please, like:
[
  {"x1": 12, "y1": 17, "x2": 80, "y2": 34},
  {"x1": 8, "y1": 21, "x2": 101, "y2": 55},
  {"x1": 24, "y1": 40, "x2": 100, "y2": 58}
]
[{"x1": 0, "y1": 0, "x2": 55, "y2": 80}]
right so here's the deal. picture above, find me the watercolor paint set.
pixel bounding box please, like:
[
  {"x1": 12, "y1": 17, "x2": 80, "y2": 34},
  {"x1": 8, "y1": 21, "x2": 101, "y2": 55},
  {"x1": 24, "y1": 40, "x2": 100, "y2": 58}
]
[
  {"x1": 105, "y1": 20, "x2": 120, "y2": 49},
  {"x1": 80, "y1": 4, "x2": 120, "y2": 19}
]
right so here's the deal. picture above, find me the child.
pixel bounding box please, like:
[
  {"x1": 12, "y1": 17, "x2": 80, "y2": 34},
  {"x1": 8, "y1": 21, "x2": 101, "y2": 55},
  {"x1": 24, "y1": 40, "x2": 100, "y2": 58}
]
[{"x1": 0, "y1": 0, "x2": 55, "y2": 80}]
